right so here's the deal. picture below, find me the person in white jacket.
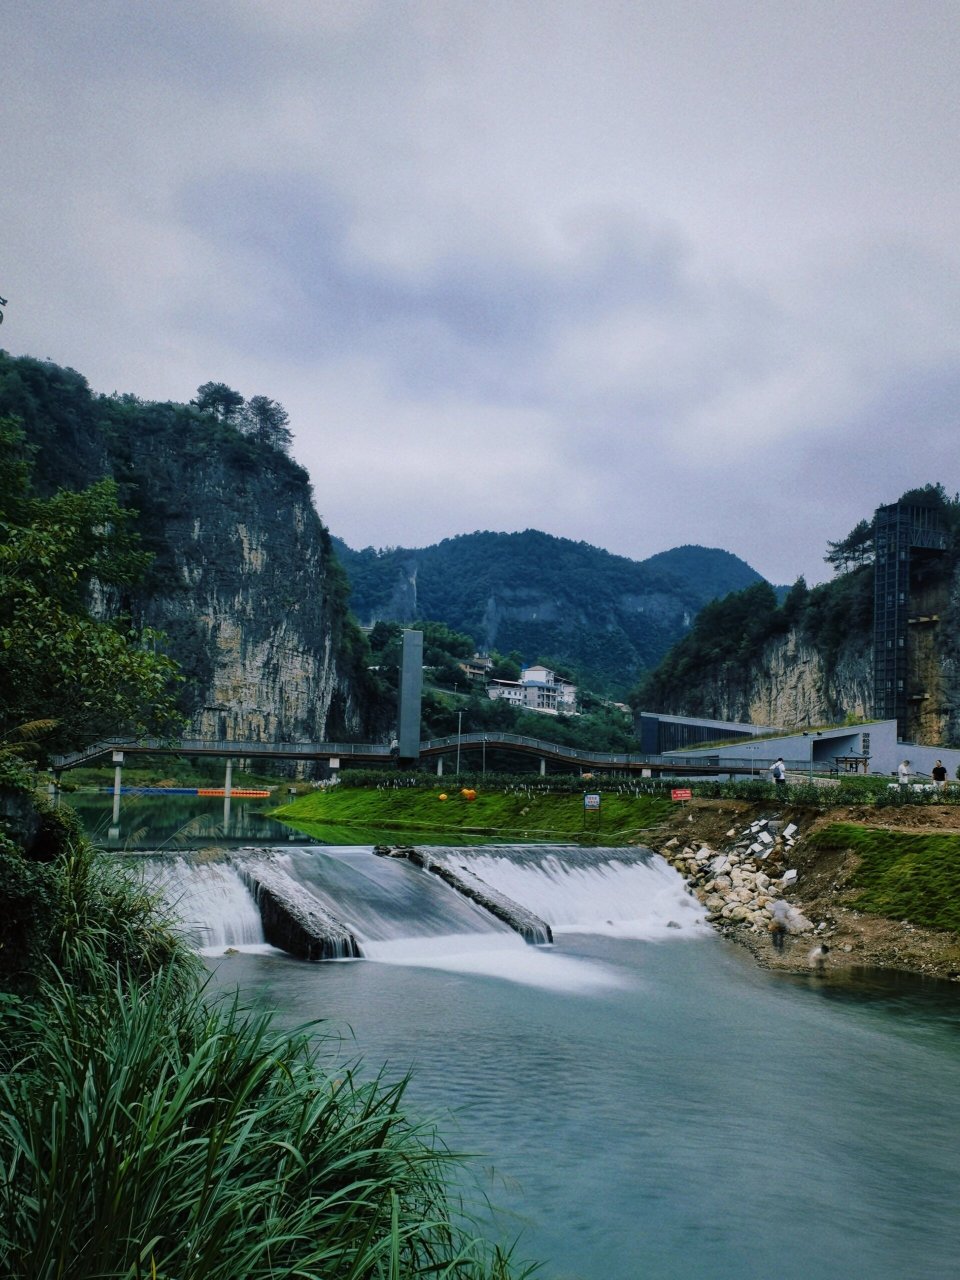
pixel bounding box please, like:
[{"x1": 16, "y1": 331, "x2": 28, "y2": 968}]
[{"x1": 897, "y1": 759, "x2": 912, "y2": 785}]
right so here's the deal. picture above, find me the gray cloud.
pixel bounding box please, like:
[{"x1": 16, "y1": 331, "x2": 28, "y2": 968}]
[{"x1": 2, "y1": 0, "x2": 958, "y2": 587}]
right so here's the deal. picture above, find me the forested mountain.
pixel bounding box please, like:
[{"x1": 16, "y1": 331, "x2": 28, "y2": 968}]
[{"x1": 334, "y1": 531, "x2": 765, "y2": 696}]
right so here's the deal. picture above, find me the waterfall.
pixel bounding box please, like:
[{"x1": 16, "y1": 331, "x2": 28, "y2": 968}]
[
  {"x1": 427, "y1": 845, "x2": 709, "y2": 940},
  {"x1": 145, "y1": 844, "x2": 707, "y2": 984},
  {"x1": 146, "y1": 856, "x2": 268, "y2": 953}
]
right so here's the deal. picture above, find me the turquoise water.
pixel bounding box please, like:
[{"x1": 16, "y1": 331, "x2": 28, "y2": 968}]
[
  {"x1": 205, "y1": 931, "x2": 960, "y2": 1280},
  {"x1": 74, "y1": 798, "x2": 960, "y2": 1279}
]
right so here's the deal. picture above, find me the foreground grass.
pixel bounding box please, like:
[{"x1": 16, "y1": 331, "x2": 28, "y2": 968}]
[
  {"x1": 806, "y1": 823, "x2": 960, "y2": 932},
  {"x1": 0, "y1": 825, "x2": 535, "y2": 1279},
  {"x1": 0, "y1": 962, "x2": 529, "y2": 1280},
  {"x1": 272, "y1": 784, "x2": 672, "y2": 841}
]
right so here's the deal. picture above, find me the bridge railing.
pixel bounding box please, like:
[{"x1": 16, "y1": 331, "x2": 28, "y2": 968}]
[{"x1": 51, "y1": 733, "x2": 811, "y2": 777}]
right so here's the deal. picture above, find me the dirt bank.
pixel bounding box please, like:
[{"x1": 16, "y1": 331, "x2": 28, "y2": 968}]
[{"x1": 644, "y1": 798, "x2": 960, "y2": 984}]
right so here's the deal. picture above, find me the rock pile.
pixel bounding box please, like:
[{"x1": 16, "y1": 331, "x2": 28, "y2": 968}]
[{"x1": 658, "y1": 817, "x2": 814, "y2": 941}]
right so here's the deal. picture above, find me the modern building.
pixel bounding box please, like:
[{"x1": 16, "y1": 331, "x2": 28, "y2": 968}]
[
  {"x1": 647, "y1": 711, "x2": 960, "y2": 781},
  {"x1": 487, "y1": 664, "x2": 578, "y2": 716}
]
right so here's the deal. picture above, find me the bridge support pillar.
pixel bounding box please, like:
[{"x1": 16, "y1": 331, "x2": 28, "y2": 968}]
[
  {"x1": 223, "y1": 758, "x2": 233, "y2": 828},
  {"x1": 539, "y1": 757, "x2": 546, "y2": 776},
  {"x1": 436, "y1": 757, "x2": 443, "y2": 777},
  {"x1": 110, "y1": 751, "x2": 123, "y2": 837}
]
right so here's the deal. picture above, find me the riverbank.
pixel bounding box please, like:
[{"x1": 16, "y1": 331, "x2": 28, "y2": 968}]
[
  {"x1": 644, "y1": 798, "x2": 960, "y2": 983},
  {"x1": 274, "y1": 782, "x2": 960, "y2": 983}
]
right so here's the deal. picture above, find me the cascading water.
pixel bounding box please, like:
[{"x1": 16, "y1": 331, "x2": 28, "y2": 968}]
[
  {"x1": 146, "y1": 856, "x2": 268, "y2": 953},
  {"x1": 147, "y1": 844, "x2": 706, "y2": 986},
  {"x1": 429, "y1": 845, "x2": 709, "y2": 940}
]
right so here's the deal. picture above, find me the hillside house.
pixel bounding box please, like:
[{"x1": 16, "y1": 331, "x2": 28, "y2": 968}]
[
  {"x1": 487, "y1": 664, "x2": 578, "y2": 715},
  {"x1": 457, "y1": 654, "x2": 493, "y2": 681}
]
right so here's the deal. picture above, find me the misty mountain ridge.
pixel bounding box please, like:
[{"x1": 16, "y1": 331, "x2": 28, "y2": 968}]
[{"x1": 333, "y1": 529, "x2": 767, "y2": 696}]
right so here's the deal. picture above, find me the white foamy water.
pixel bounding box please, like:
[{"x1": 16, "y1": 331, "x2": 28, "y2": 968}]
[
  {"x1": 361, "y1": 931, "x2": 624, "y2": 992},
  {"x1": 435, "y1": 848, "x2": 709, "y2": 940},
  {"x1": 147, "y1": 857, "x2": 267, "y2": 953}
]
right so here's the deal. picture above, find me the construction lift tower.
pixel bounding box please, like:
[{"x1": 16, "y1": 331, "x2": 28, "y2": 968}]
[{"x1": 873, "y1": 502, "x2": 947, "y2": 738}]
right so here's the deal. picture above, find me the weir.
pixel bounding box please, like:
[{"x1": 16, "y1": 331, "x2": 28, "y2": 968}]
[{"x1": 147, "y1": 844, "x2": 706, "y2": 968}]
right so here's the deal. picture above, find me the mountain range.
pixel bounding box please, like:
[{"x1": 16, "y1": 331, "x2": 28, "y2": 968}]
[{"x1": 333, "y1": 531, "x2": 766, "y2": 695}]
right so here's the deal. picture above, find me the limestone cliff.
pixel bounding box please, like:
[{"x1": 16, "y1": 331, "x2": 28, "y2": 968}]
[
  {"x1": 645, "y1": 555, "x2": 960, "y2": 745},
  {"x1": 121, "y1": 439, "x2": 375, "y2": 744},
  {"x1": 0, "y1": 352, "x2": 383, "y2": 748},
  {"x1": 661, "y1": 629, "x2": 873, "y2": 729}
]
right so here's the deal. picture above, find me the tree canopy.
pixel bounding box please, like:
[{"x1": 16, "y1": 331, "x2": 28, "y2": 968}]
[{"x1": 0, "y1": 417, "x2": 184, "y2": 756}]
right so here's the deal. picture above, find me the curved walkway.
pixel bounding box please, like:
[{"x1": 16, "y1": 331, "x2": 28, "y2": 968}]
[{"x1": 51, "y1": 732, "x2": 787, "y2": 778}]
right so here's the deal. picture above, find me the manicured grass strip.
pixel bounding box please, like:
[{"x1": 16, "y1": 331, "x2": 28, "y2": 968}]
[
  {"x1": 806, "y1": 823, "x2": 960, "y2": 932},
  {"x1": 272, "y1": 786, "x2": 673, "y2": 841}
]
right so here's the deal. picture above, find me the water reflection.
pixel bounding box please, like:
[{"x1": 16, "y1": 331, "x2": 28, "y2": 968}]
[
  {"x1": 67, "y1": 793, "x2": 535, "y2": 852},
  {"x1": 67, "y1": 793, "x2": 309, "y2": 851}
]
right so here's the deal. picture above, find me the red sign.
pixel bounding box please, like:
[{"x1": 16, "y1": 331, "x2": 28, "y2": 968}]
[{"x1": 671, "y1": 788, "x2": 692, "y2": 801}]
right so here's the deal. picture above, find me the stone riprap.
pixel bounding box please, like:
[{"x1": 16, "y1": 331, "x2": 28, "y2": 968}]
[{"x1": 657, "y1": 817, "x2": 814, "y2": 941}]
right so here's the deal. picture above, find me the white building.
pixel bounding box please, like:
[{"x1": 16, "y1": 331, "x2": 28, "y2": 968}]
[{"x1": 487, "y1": 664, "x2": 578, "y2": 716}]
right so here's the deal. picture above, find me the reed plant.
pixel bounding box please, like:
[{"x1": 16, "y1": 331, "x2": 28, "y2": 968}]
[{"x1": 0, "y1": 956, "x2": 532, "y2": 1280}]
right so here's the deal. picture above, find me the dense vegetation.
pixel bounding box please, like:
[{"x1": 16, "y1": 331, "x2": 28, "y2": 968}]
[
  {"x1": 0, "y1": 417, "x2": 183, "y2": 756},
  {"x1": 366, "y1": 619, "x2": 643, "y2": 756},
  {"x1": 631, "y1": 483, "x2": 960, "y2": 716},
  {"x1": 335, "y1": 530, "x2": 765, "y2": 696},
  {"x1": 806, "y1": 823, "x2": 960, "y2": 932}
]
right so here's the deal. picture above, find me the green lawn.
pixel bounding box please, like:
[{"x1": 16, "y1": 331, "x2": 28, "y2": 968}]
[
  {"x1": 807, "y1": 823, "x2": 960, "y2": 932},
  {"x1": 272, "y1": 784, "x2": 672, "y2": 841}
]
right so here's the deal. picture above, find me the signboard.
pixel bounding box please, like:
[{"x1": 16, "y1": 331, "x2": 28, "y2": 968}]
[
  {"x1": 583, "y1": 792, "x2": 601, "y2": 810},
  {"x1": 671, "y1": 788, "x2": 692, "y2": 802}
]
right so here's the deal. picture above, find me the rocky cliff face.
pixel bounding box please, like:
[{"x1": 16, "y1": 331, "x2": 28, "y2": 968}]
[
  {"x1": 656, "y1": 629, "x2": 872, "y2": 728},
  {"x1": 115, "y1": 436, "x2": 378, "y2": 745},
  {"x1": 654, "y1": 560, "x2": 960, "y2": 744},
  {"x1": 0, "y1": 351, "x2": 382, "y2": 749}
]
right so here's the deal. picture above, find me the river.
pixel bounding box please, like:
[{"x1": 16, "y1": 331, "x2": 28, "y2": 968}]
[{"x1": 76, "y1": 794, "x2": 960, "y2": 1280}]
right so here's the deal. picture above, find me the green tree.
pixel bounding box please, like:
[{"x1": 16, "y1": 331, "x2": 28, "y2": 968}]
[
  {"x1": 191, "y1": 381, "x2": 244, "y2": 423},
  {"x1": 241, "y1": 395, "x2": 293, "y2": 452},
  {"x1": 824, "y1": 519, "x2": 874, "y2": 575},
  {"x1": 0, "y1": 418, "x2": 183, "y2": 756}
]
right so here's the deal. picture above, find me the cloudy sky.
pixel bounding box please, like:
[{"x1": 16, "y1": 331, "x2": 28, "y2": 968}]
[{"x1": 4, "y1": 1, "x2": 958, "y2": 585}]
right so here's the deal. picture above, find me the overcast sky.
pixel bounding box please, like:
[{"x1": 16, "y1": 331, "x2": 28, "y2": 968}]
[{"x1": 4, "y1": 1, "x2": 959, "y2": 586}]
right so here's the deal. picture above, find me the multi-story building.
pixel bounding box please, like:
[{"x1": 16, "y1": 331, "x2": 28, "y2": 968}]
[{"x1": 487, "y1": 664, "x2": 578, "y2": 715}]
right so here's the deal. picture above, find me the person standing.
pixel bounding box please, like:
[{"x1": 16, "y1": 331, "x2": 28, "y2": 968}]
[
  {"x1": 769, "y1": 757, "x2": 787, "y2": 791},
  {"x1": 897, "y1": 759, "x2": 913, "y2": 786},
  {"x1": 932, "y1": 760, "x2": 947, "y2": 790}
]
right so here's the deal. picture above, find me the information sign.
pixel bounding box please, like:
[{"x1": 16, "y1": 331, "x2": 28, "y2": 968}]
[
  {"x1": 671, "y1": 788, "x2": 692, "y2": 802},
  {"x1": 583, "y1": 792, "x2": 601, "y2": 810}
]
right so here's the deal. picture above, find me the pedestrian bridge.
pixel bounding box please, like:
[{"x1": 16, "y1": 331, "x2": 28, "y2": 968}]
[{"x1": 51, "y1": 733, "x2": 796, "y2": 779}]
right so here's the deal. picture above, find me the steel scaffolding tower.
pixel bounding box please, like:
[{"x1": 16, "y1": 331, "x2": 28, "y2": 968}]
[{"x1": 873, "y1": 503, "x2": 947, "y2": 735}]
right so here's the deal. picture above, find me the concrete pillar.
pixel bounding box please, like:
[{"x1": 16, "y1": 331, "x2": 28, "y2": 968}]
[
  {"x1": 437, "y1": 757, "x2": 444, "y2": 777},
  {"x1": 222, "y1": 758, "x2": 234, "y2": 828},
  {"x1": 539, "y1": 757, "x2": 546, "y2": 776},
  {"x1": 110, "y1": 751, "x2": 123, "y2": 837}
]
